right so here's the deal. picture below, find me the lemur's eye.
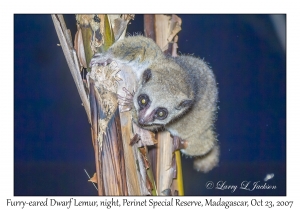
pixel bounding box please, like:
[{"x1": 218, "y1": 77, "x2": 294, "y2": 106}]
[
  {"x1": 155, "y1": 108, "x2": 168, "y2": 120},
  {"x1": 138, "y1": 94, "x2": 149, "y2": 108}
]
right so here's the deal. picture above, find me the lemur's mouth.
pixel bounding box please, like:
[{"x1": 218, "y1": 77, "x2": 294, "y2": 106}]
[
  {"x1": 132, "y1": 118, "x2": 161, "y2": 127},
  {"x1": 139, "y1": 122, "x2": 164, "y2": 128},
  {"x1": 139, "y1": 122, "x2": 153, "y2": 127}
]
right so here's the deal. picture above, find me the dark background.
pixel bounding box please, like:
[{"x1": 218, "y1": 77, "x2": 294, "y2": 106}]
[{"x1": 14, "y1": 14, "x2": 286, "y2": 196}]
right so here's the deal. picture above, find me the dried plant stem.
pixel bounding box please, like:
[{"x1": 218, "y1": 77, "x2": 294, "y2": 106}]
[
  {"x1": 89, "y1": 79, "x2": 103, "y2": 195},
  {"x1": 120, "y1": 111, "x2": 143, "y2": 195},
  {"x1": 156, "y1": 131, "x2": 174, "y2": 195},
  {"x1": 52, "y1": 15, "x2": 91, "y2": 123},
  {"x1": 175, "y1": 150, "x2": 184, "y2": 195},
  {"x1": 144, "y1": 15, "x2": 156, "y2": 41}
]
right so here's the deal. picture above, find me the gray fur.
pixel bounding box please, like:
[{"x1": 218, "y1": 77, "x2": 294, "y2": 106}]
[{"x1": 90, "y1": 36, "x2": 219, "y2": 172}]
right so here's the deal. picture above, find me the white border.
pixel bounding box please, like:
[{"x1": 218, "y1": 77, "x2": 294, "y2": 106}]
[{"x1": 2, "y1": 1, "x2": 298, "y2": 209}]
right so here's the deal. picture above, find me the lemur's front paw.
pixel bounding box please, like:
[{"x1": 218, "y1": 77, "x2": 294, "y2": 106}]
[
  {"x1": 89, "y1": 53, "x2": 112, "y2": 68},
  {"x1": 171, "y1": 135, "x2": 187, "y2": 152}
]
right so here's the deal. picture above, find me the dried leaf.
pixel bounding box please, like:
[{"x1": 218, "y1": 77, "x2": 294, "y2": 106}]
[
  {"x1": 108, "y1": 15, "x2": 121, "y2": 28},
  {"x1": 154, "y1": 14, "x2": 182, "y2": 54},
  {"x1": 139, "y1": 147, "x2": 147, "y2": 156},
  {"x1": 130, "y1": 133, "x2": 141, "y2": 146},
  {"x1": 112, "y1": 15, "x2": 135, "y2": 41},
  {"x1": 146, "y1": 176, "x2": 153, "y2": 192},
  {"x1": 167, "y1": 15, "x2": 182, "y2": 42},
  {"x1": 76, "y1": 15, "x2": 93, "y2": 26},
  {"x1": 103, "y1": 15, "x2": 114, "y2": 51},
  {"x1": 132, "y1": 123, "x2": 157, "y2": 146},
  {"x1": 113, "y1": 18, "x2": 129, "y2": 41},
  {"x1": 98, "y1": 15, "x2": 105, "y2": 36},
  {"x1": 154, "y1": 15, "x2": 171, "y2": 51},
  {"x1": 135, "y1": 145, "x2": 150, "y2": 195},
  {"x1": 76, "y1": 14, "x2": 108, "y2": 55},
  {"x1": 141, "y1": 151, "x2": 150, "y2": 169},
  {"x1": 121, "y1": 14, "x2": 135, "y2": 21},
  {"x1": 88, "y1": 173, "x2": 98, "y2": 183},
  {"x1": 144, "y1": 15, "x2": 156, "y2": 40},
  {"x1": 138, "y1": 147, "x2": 157, "y2": 195},
  {"x1": 172, "y1": 35, "x2": 179, "y2": 57},
  {"x1": 74, "y1": 26, "x2": 87, "y2": 68},
  {"x1": 89, "y1": 61, "x2": 121, "y2": 93}
]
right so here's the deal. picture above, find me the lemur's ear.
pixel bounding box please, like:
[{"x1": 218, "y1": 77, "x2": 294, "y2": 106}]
[
  {"x1": 142, "y1": 69, "x2": 152, "y2": 84},
  {"x1": 176, "y1": 99, "x2": 193, "y2": 110}
]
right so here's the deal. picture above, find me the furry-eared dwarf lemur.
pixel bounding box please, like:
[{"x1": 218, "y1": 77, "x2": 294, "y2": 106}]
[{"x1": 90, "y1": 36, "x2": 219, "y2": 172}]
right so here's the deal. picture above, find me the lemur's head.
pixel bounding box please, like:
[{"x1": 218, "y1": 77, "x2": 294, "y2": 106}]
[{"x1": 132, "y1": 68, "x2": 194, "y2": 130}]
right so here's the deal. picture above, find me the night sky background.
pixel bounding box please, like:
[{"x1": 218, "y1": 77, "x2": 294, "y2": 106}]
[{"x1": 14, "y1": 14, "x2": 286, "y2": 196}]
